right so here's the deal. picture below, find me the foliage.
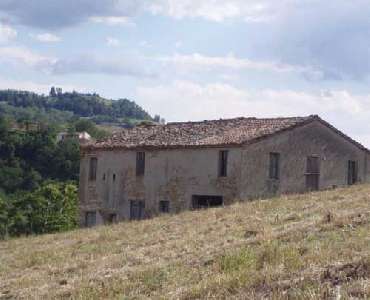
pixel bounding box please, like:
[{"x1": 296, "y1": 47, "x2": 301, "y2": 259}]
[
  {"x1": 72, "y1": 118, "x2": 109, "y2": 139},
  {"x1": 0, "y1": 182, "x2": 78, "y2": 238},
  {"x1": 0, "y1": 88, "x2": 153, "y2": 124},
  {"x1": 0, "y1": 87, "x2": 157, "y2": 238},
  {"x1": 0, "y1": 116, "x2": 80, "y2": 194},
  {"x1": 0, "y1": 102, "x2": 75, "y2": 126}
]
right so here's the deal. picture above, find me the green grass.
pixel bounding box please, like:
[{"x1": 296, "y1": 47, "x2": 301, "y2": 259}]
[{"x1": 1, "y1": 185, "x2": 370, "y2": 299}]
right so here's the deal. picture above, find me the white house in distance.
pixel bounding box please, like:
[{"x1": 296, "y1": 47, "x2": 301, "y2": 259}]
[{"x1": 57, "y1": 131, "x2": 92, "y2": 144}]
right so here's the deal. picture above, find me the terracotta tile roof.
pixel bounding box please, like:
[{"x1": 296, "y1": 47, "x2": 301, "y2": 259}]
[{"x1": 84, "y1": 115, "x2": 321, "y2": 150}]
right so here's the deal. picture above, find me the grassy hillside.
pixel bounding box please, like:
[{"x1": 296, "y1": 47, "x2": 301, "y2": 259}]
[{"x1": 1, "y1": 185, "x2": 370, "y2": 299}]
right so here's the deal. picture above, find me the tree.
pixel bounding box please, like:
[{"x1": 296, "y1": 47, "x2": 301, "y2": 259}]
[
  {"x1": 0, "y1": 182, "x2": 78, "y2": 238},
  {"x1": 154, "y1": 115, "x2": 160, "y2": 123},
  {"x1": 49, "y1": 87, "x2": 57, "y2": 97}
]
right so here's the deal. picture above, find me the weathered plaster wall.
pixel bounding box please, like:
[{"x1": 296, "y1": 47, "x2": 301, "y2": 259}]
[
  {"x1": 240, "y1": 120, "x2": 368, "y2": 199},
  {"x1": 79, "y1": 147, "x2": 242, "y2": 225},
  {"x1": 79, "y1": 120, "x2": 369, "y2": 226},
  {"x1": 366, "y1": 152, "x2": 370, "y2": 182}
]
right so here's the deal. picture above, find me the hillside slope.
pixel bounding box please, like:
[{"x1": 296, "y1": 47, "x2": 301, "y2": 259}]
[
  {"x1": 1, "y1": 185, "x2": 370, "y2": 299},
  {"x1": 0, "y1": 89, "x2": 153, "y2": 128}
]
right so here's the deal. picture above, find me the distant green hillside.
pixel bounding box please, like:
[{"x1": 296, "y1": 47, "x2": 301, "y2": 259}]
[{"x1": 0, "y1": 88, "x2": 154, "y2": 127}]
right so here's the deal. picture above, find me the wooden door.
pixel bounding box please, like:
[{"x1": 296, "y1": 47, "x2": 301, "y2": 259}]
[{"x1": 348, "y1": 161, "x2": 358, "y2": 185}]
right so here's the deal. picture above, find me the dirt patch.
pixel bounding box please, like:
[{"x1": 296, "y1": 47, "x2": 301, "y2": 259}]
[
  {"x1": 320, "y1": 212, "x2": 370, "y2": 232},
  {"x1": 321, "y1": 260, "x2": 370, "y2": 286}
]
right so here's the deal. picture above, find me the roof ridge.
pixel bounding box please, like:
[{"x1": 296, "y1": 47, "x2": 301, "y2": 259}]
[
  {"x1": 83, "y1": 114, "x2": 367, "y2": 152},
  {"x1": 167, "y1": 115, "x2": 314, "y2": 126}
]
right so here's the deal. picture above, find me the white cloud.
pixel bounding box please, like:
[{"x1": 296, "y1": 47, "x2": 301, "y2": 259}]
[
  {"x1": 140, "y1": 40, "x2": 151, "y2": 47},
  {"x1": 0, "y1": 77, "x2": 86, "y2": 95},
  {"x1": 89, "y1": 16, "x2": 135, "y2": 26},
  {"x1": 136, "y1": 80, "x2": 370, "y2": 147},
  {"x1": 0, "y1": 46, "x2": 154, "y2": 78},
  {"x1": 160, "y1": 53, "x2": 323, "y2": 78},
  {"x1": 0, "y1": 23, "x2": 17, "y2": 43},
  {"x1": 146, "y1": 0, "x2": 276, "y2": 22},
  {"x1": 0, "y1": 0, "x2": 293, "y2": 29},
  {"x1": 32, "y1": 33, "x2": 61, "y2": 43},
  {"x1": 106, "y1": 37, "x2": 120, "y2": 47},
  {"x1": 51, "y1": 54, "x2": 157, "y2": 78},
  {"x1": 0, "y1": 46, "x2": 57, "y2": 70}
]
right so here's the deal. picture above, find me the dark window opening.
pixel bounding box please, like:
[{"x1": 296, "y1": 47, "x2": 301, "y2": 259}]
[
  {"x1": 269, "y1": 152, "x2": 280, "y2": 180},
  {"x1": 107, "y1": 214, "x2": 117, "y2": 224},
  {"x1": 348, "y1": 160, "x2": 358, "y2": 185},
  {"x1": 130, "y1": 200, "x2": 145, "y2": 220},
  {"x1": 89, "y1": 157, "x2": 98, "y2": 181},
  {"x1": 85, "y1": 211, "x2": 96, "y2": 227},
  {"x1": 159, "y1": 200, "x2": 170, "y2": 213},
  {"x1": 136, "y1": 152, "x2": 145, "y2": 176},
  {"x1": 113, "y1": 174, "x2": 116, "y2": 182},
  {"x1": 218, "y1": 150, "x2": 229, "y2": 177},
  {"x1": 306, "y1": 156, "x2": 320, "y2": 191},
  {"x1": 192, "y1": 195, "x2": 223, "y2": 210},
  {"x1": 103, "y1": 173, "x2": 106, "y2": 181}
]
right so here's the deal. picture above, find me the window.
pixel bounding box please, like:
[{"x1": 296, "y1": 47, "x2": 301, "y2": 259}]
[
  {"x1": 113, "y1": 174, "x2": 116, "y2": 182},
  {"x1": 85, "y1": 211, "x2": 96, "y2": 227},
  {"x1": 269, "y1": 153, "x2": 280, "y2": 180},
  {"x1": 102, "y1": 173, "x2": 106, "y2": 181},
  {"x1": 306, "y1": 156, "x2": 320, "y2": 191},
  {"x1": 89, "y1": 158, "x2": 97, "y2": 181},
  {"x1": 108, "y1": 214, "x2": 117, "y2": 224},
  {"x1": 159, "y1": 200, "x2": 170, "y2": 213},
  {"x1": 218, "y1": 150, "x2": 229, "y2": 177},
  {"x1": 130, "y1": 200, "x2": 145, "y2": 220},
  {"x1": 192, "y1": 195, "x2": 223, "y2": 210},
  {"x1": 348, "y1": 160, "x2": 358, "y2": 185},
  {"x1": 136, "y1": 152, "x2": 145, "y2": 176}
]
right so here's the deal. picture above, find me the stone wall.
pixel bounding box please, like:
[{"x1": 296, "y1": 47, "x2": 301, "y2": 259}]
[
  {"x1": 79, "y1": 120, "x2": 369, "y2": 226},
  {"x1": 79, "y1": 147, "x2": 242, "y2": 225},
  {"x1": 240, "y1": 120, "x2": 368, "y2": 199}
]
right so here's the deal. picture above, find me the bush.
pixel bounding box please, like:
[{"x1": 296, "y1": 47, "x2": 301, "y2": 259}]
[{"x1": 0, "y1": 182, "x2": 78, "y2": 238}]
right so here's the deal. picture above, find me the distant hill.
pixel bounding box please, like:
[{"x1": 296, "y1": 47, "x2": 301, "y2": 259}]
[
  {"x1": 0, "y1": 87, "x2": 154, "y2": 128},
  {"x1": 1, "y1": 184, "x2": 369, "y2": 299}
]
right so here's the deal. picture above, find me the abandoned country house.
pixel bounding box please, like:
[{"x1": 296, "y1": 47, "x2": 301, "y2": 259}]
[{"x1": 79, "y1": 115, "x2": 370, "y2": 227}]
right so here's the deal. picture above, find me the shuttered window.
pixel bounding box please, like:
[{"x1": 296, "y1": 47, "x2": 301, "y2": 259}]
[
  {"x1": 306, "y1": 156, "x2": 320, "y2": 191},
  {"x1": 218, "y1": 150, "x2": 229, "y2": 177},
  {"x1": 136, "y1": 152, "x2": 145, "y2": 176},
  {"x1": 89, "y1": 157, "x2": 97, "y2": 181},
  {"x1": 269, "y1": 153, "x2": 280, "y2": 180},
  {"x1": 306, "y1": 156, "x2": 320, "y2": 174}
]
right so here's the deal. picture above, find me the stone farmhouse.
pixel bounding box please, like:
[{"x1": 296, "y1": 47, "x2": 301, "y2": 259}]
[{"x1": 79, "y1": 115, "x2": 370, "y2": 227}]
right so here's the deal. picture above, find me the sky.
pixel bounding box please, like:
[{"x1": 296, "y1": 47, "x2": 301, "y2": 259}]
[{"x1": 0, "y1": 0, "x2": 370, "y2": 147}]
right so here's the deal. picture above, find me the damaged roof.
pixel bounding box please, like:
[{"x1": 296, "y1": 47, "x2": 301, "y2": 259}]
[{"x1": 82, "y1": 115, "x2": 368, "y2": 152}]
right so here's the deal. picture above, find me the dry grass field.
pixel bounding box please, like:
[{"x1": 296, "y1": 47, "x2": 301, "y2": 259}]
[{"x1": 1, "y1": 185, "x2": 370, "y2": 299}]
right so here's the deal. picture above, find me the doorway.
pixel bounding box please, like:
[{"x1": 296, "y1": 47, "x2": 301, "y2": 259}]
[
  {"x1": 192, "y1": 195, "x2": 223, "y2": 209},
  {"x1": 348, "y1": 160, "x2": 358, "y2": 185},
  {"x1": 130, "y1": 200, "x2": 145, "y2": 220}
]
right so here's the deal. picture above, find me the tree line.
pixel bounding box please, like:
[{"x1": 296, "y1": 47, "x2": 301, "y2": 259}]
[
  {"x1": 0, "y1": 116, "x2": 84, "y2": 238},
  {"x1": 0, "y1": 88, "x2": 153, "y2": 125}
]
